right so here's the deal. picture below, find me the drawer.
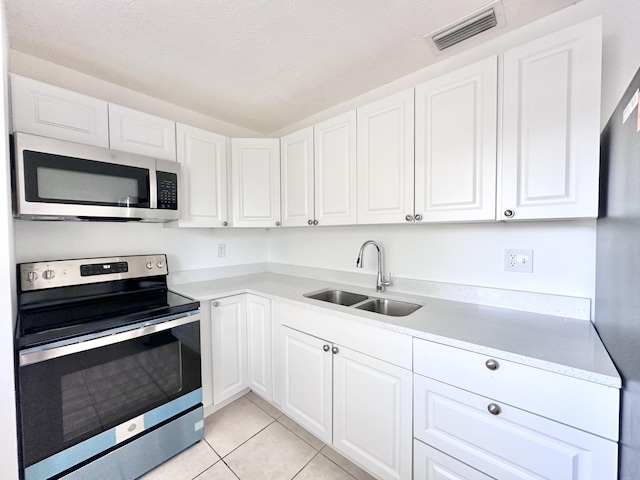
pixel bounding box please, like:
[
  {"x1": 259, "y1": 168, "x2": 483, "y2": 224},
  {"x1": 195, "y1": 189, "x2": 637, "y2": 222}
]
[
  {"x1": 414, "y1": 439, "x2": 492, "y2": 480},
  {"x1": 413, "y1": 338, "x2": 619, "y2": 440},
  {"x1": 279, "y1": 302, "x2": 412, "y2": 369},
  {"x1": 414, "y1": 374, "x2": 618, "y2": 480}
]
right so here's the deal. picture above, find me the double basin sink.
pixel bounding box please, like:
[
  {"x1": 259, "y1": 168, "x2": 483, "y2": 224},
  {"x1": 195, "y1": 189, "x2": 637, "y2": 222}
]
[{"x1": 303, "y1": 288, "x2": 422, "y2": 317}]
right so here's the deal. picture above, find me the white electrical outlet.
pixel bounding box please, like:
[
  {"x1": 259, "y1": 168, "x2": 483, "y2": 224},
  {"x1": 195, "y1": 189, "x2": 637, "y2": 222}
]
[
  {"x1": 217, "y1": 244, "x2": 226, "y2": 258},
  {"x1": 504, "y1": 249, "x2": 533, "y2": 273}
]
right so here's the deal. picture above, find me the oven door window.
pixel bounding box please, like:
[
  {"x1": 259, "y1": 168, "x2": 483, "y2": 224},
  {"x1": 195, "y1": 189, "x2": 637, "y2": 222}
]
[
  {"x1": 23, "y1": 150, "x2": 151, "y2": 207},
  {"x1": 18, "y1": 321, "x2": 200, "y2": 468}
]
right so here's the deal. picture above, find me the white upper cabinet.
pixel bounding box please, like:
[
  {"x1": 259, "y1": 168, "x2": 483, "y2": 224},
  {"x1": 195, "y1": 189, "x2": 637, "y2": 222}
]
[
  {"x1": 108, "y1": 103, "x2": 177, "y2": 161},
  {"x1": 500, "y1": 17, "x2": 602, "y2": 220},
  {"x1": 415, "y1": 57, "x2": 498, "y2": 223},
  {"x1": 314, "y1": 111, "x2": 357, "y2": 225},
  {"x1": 10, "y1": 74, "x2": 109, "y2": 148},
  {"x1": 281, "y1": 127, "x2": 315, "y2": 227},
  {"x1": 173, "y1": 124, "x2": 228, "y2": 228},
  {"x1": 231, "y1": 138, "x2": 281, "y2": 228},
  {"x1": 357, "y1": 89, "x2": 415, "y2": 225}
]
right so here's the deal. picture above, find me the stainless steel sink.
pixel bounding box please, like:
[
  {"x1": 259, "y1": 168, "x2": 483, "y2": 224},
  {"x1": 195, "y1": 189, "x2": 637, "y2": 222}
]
[
  {"x1": 304, "y1": 289, "x2": 369, "y2": 306},
  {"x1": 354, "y1": 298, "x2": 421, "y2": 317}
]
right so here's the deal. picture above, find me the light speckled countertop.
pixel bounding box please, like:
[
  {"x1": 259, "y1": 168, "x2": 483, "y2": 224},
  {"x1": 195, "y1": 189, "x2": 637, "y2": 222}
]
[{"x1": 172, "y1": 272, "x2": 621, "y2": 389}]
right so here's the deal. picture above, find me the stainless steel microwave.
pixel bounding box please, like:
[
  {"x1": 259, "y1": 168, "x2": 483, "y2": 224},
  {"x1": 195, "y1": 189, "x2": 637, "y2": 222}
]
[{"x1": 12, "y1": 132, "x2": 180, "y2": 222}]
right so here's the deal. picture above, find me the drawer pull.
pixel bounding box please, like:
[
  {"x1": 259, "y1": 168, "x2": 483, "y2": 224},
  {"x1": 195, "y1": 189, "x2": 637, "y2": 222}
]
[
  {"x1": 487, "y1": 403, "x2": 502, "y2": 415},
  {"x1": 485, "y1": 359, "x2": 499, "y2": 370}
]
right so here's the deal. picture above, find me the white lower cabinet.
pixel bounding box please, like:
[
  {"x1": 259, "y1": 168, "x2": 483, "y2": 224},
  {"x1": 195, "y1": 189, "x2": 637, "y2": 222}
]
[
  {"x1": 414, "y1": 440, "x2": 492, "y2": 480},
  {"x1": 280, "y1": 325, "x2": 412, "y2": 480},
  {"x1": 412, "y1": 337, "x2": 619, "y2": 479},
  {"x1": 210, "y1": 294, "x2": 272, "y2": 407},
  {"x1": 211, "y1": 296, "x2": 248, "y2": 405}
]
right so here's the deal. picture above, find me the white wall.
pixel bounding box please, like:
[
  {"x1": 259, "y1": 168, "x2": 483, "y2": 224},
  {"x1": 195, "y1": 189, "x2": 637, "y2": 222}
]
[
  {"x1": 0, "y1": 1, "x2": 19, "y2": 478},
  {"x1": 268, "y1": 221, "x2": 596, "y2": 299},
  {"x1": 14, "y1": 221, "x2": 269, "y2": 272}
]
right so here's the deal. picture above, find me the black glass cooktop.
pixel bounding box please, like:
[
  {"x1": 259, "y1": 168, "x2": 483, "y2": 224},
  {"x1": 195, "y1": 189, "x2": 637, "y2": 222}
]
[{"x1": 17, "y1": 278, "x2": 199, "y2": 349}]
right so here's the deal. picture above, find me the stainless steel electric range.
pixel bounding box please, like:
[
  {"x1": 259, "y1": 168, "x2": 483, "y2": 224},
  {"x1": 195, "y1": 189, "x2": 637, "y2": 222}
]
[{"x1": 15, "y1": 254, "x2": 202, "y2": 480}]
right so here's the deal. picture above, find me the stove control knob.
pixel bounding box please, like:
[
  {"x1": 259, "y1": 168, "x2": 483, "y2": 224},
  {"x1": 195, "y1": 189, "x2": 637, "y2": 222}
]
[
  {"x1": 146, "y1": 262, "x2": 154, "y2": 270},
  {"x1": 42, "y1": 269, "x2": 55, "y2": 280},
  {"x1": 26, "y1": 271, "x2": 38, "y2": 282},
  {"x1": 156, "y1": 261, "x2": 164, "y2": 269}
]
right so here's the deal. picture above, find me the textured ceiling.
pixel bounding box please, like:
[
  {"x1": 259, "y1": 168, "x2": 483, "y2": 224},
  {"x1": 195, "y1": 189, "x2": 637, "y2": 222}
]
[{"x1": 5, "y1": 0, "x2": 581, "y2": 134}]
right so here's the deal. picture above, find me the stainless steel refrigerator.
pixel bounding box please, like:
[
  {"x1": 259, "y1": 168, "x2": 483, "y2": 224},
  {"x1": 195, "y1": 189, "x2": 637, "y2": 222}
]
[{"x1": 597, "y1": 66, "x2": 640, "y2": 479}]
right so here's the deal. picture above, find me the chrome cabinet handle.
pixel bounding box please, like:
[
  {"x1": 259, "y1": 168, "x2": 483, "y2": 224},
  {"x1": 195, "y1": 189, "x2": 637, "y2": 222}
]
[
  {"x1": 415, "y1": 214, "x2": 423, "y2": 221},
  {"x1": 323, "y1": 344, "x2": 330, "y2": 352},
  {"x1": 212, "y1": 301, "x2": 219, "y2": 307},
  {"x1": 308, "y1": 219, "x2": 313, "y2": 225},
  {"x1": 313, "y1": 220, "x2": 318, "y2": 226},
  {"x1": 487, "y1": 403, "x2": 502, "y2": 415},
  {"x1": 331, "y1": 346, "x2": 339, "y2": 354},
  {"x1": 405, "y1": 214, "x2": 414, "y2": 222},
  {"x1": 222, "y1": 221, "x2": 228, "y2": 226},
  {"x1": 504, "y1": 209, "x2": 515, "y2": 218},
  {"x1": 485, "y1": 359, "x2": 499, "y2": 370}
]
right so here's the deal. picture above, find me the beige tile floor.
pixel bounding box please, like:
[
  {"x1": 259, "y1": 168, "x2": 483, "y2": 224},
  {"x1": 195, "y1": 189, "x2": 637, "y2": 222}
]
[{"x1": 140, "y1": 392, "x2": 377, "y2": 480}]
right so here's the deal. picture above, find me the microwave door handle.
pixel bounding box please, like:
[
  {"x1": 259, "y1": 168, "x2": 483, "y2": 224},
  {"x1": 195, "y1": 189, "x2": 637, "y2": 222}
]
[
  {"x1": 19, "y1": 312, "x2": 200, "y2": 367},
  {"x1": 149, "y1": 166, "x2": 158, "y2": 209}
]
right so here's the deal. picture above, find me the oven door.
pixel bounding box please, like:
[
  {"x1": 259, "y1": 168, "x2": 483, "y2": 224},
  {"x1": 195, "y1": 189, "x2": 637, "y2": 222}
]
[{"x1": 17, "y1": 312, "x2": 201, "y2": 480}]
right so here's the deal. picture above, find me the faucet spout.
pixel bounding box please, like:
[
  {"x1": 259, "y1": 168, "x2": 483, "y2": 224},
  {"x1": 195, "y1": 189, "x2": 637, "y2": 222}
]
[{"x1": 356, "y1": 240, "x2": 391, "y2": 292}]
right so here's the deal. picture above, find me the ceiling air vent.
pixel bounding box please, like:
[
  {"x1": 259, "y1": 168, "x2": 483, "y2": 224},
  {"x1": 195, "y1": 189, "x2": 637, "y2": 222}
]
[{"x1": 426, "y1": 1, "x2": 506, "y2": 53}]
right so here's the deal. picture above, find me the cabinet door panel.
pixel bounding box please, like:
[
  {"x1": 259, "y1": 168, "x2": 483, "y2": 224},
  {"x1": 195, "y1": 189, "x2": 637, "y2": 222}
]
[
  {"x1": 281, "y1": 326, "x2": 332, "y2": 444},
  {"x1": 246, "y1": 295, "x2": 272, "y2": 401},
  {"x1": 414, "y1": 375, "x2": 618, "y2": 480},
  {"x1": 174, "y1": 124, "x2": 227, "y2": 227},
  {"x1": 11, "y1": 74, "x2": 109, "y2": 148},
  {"x1": 333, "y1": 347, "x2": 412, "y2": 480},
  {"x1": 414, "y1": 440, "x2": 493, "y2": 480},
  {"x1": 231, "y1": 138, "x2": 281, "y2": 227},
  {"x1": 211, "y1": 297, "x2": 248, "y2": 405},
  {"x1": 108, "y1": 103, "x2": 176, "y2": 160},
  {"x1": 501, "y1": 18, "x2": 601, "y2": 220},
  {"x1": 314, "y1": 111, "x2": 357, "y2": 225},
  {"x1": 415, "y1": 57, "x2": 497, "y2": 222},
  {"x1": 357, "y1": 89, "x2": 414, "y2": 225},
  {"x1": 281, "y1": 127, "x2": 314, "y2": 226}
]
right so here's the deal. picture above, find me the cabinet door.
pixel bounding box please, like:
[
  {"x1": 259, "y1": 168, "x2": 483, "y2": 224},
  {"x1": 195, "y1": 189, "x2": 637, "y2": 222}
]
[
  {"x1": 246, "y1": 295, "x2": 272, "y2": 401},
  {"x1": 281, "y1": 127, "x2": 314, "y2": 227},
  {"x1": 108, "y1": 103, "x2": 176, "y2": 161},
  {"x1": 357, "y1": 89, "x2": 415, "y2": 225},
  {"x1": 500, "y1": 18, "x2": 602, "y2": 220},
  {"x1": 314, "y1": 111, "x2": 357, "y2": 225},
  {"x1": 333, "y1": 346, "x2": 412, "y2": 480},
  {"x1": 10, "y1": 74, "x2": 109, "y2": 147},
  {"x1": 211, "y1": 296, "x2": 248, "y2": 405},
  {"x1": 415, "y1": 57, "x2": 497, "y2": 223},
  {"x1": 280, "y1": 326, "x2": 332, "y2": 444},
  {"x1": 414, "y1": 374, "x2": 618, "y2": 480},
  {"x1": 173, "y1": 124, "x2": 228, "y2": 228},
  {"x1": 414, "y1": 440, "x2": 492, "y2": 480},
  {"x1": 231, "y1": 138, "x2": 281, "y2": 228}
]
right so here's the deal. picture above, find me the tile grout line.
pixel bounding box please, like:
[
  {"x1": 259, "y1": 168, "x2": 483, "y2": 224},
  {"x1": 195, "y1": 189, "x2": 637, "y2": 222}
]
[{"x1": 290, "y1": 450, "x2": 322, "y2": 480}]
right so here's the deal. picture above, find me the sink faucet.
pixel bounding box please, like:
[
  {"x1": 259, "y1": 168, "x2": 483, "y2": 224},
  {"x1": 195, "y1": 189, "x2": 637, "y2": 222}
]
[{"x1": 356, "y1": 240, "x2": 391, "y2": 292}]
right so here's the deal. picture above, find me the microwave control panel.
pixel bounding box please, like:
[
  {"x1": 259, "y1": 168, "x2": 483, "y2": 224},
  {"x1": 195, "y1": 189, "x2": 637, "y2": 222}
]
[{"x1": 157, "y1": 171, "x2": 178, "y2": 210}]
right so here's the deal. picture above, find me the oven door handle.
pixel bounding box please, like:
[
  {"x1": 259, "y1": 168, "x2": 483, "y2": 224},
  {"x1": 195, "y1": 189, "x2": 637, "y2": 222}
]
[{"x1": 19, "y1": 312, "x2": 200, "y2": 367}]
